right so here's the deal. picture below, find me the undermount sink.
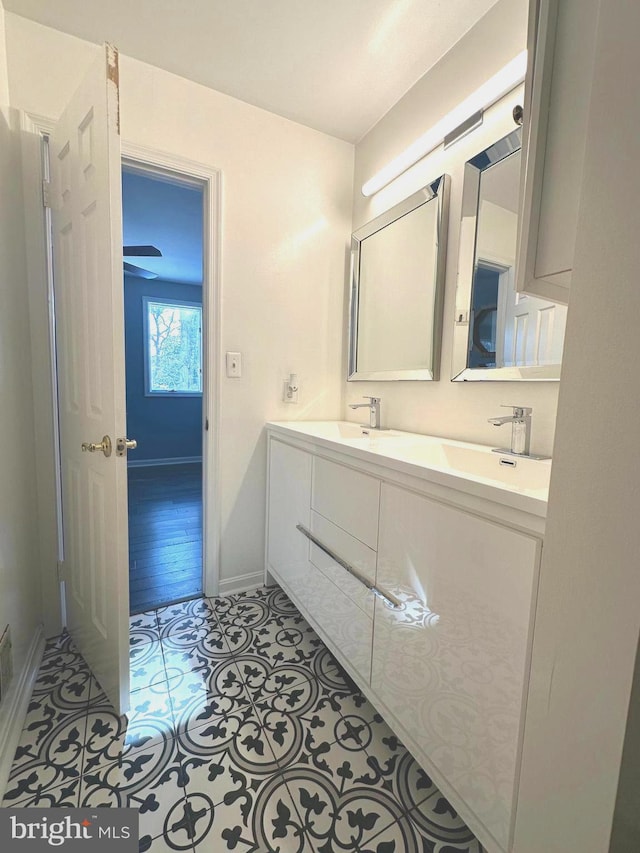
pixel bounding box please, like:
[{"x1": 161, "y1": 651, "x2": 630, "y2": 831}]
[
  {"x1": 388, "y1": 440, "x2": 551, "y2": 492},
  {"x1": 267, "y1": 420, "x2": 551, "y2": 512}
]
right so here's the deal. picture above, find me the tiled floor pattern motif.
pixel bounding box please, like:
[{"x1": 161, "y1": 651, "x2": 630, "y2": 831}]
[{"x1": 4, "y1": 587, "x2": 484, "y2": 853}]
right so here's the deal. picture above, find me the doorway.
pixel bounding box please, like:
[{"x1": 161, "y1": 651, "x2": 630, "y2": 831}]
[
  {"x1": 22, "y1": 52, "x2": 221, "y2": 714},
  {"x1": 121, "y1": 164, "x2": 206, "y2": 614}
]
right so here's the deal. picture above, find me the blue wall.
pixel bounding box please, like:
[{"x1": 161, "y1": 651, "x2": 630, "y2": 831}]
[
  {"x1": 122, "y1": 170, "x2": 204, "y2": 285},
  {"x1": 124, "y1": 275, "x2": 203, "y2": 462}
]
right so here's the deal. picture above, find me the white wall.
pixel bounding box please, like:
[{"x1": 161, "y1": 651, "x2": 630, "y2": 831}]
[
  {"x1": 513, "y1": 0, "x2": 640, "y2": 849},
  {"x1": 0, "y1": 0, "x2": 6, "y2": 103},
  {"x1": 0, "y1": 0, "x2": 44, "y2": 764},
  {"x1": 5, "y1": 13, "x2": 354, "y2": 593},
  {"x1": 348, "y1": 0, "x2": 559, "y2": 457}
]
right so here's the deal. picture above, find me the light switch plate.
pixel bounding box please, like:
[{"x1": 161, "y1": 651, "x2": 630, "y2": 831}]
[{"x1": 226, "y1": 351, "x2": 242, "y2": 378}]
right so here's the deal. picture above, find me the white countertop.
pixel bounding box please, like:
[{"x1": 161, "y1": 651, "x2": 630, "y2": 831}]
[{"x1": 267, "y1": 420, "x2": 551, "y2": 520}]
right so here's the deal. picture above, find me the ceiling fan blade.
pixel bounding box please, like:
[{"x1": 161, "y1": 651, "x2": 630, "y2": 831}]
[
  {"x1": 123, "y1": 245, "x2": 162, "y2": 257},
  {"x1": 124, "y1": 261, "x2": 159, "y2": 280}
]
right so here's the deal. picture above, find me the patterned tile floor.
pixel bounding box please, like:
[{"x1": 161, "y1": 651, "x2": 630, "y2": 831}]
[{"x1": 3, "y1": 586, "x2": 484, "y2": 853}]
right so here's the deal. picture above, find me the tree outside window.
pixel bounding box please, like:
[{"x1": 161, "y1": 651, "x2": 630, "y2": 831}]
[{"x1": 145, "y1": 298, "x2": 202, "y2": 394}]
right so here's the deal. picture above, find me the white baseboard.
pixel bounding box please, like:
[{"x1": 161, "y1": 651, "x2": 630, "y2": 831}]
[
  {"x1": 0, "y1": 625, "x2": 45, "y2": 800},
  {"x1": 217, "y1": 571, "x2": 266, "y2": 597},
  {"x1": 128, "y1": 456, "x2": 202, "y2": 469}
]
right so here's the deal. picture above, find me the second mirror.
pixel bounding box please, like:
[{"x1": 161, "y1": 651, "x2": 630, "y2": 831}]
[{"x1": 452, "y1": 128, "x2": 567, "y2": 381}]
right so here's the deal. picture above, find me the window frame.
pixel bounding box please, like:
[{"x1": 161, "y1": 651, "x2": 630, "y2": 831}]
[{"x1": 142, "y1": 295, "x2": 203, "y2": 397}]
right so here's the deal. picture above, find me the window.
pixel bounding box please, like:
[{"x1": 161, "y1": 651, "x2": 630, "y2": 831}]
[{"x1": 144, "y1": 297, "x2": 202, "y2": 395}]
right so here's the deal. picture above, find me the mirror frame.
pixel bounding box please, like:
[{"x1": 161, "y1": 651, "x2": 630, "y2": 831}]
[
  {"x1": 451, "y1": 128, "x2": 561, "y2": 381},
  {"x1": 348, "y1": 174, "x2": 450, "y2": 381}
]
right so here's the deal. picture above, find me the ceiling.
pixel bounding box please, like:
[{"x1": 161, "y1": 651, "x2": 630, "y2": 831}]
[
  {"x1": 4, "y1": 0, "x2": 500, "y2": 142},
  {"x1": 122, "y1": 169, "x2": 203, "y2": 285}
]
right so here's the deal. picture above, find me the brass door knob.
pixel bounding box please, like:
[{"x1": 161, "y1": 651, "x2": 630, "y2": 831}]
[
  {"x1": 116, "y1": 437, "x2": 138, "y2": 457},
  {"x1": 81, "y1": 435, "x2": 112, "y2": 457}
]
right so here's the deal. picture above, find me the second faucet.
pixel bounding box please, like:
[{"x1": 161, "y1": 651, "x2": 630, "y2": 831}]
[
  {"x1": 349, "y1": 396, "x2": 382, "y2": 430},
  {"x1": 487, "y1": 405, "x2": 549, "y2": 459}
]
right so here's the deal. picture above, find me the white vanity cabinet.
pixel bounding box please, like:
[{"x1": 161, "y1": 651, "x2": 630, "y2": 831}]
[
  {"x1": 372, "y1": 483, "x2": 540, "y2": 853},
  {"x1": 517, "y1": 0, "x2": 599, "y2": 303},
  {"x1": 265, "y1": 422, "x2": 547, "y2": 853}
]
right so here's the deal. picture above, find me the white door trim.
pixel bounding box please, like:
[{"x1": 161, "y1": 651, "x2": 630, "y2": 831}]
[
  {"x1": 22, "y1": 112, "x2": 55, "y2": 135},
  {"x1": 121, "y1": 142, "x2": 222, "y2": 598}
]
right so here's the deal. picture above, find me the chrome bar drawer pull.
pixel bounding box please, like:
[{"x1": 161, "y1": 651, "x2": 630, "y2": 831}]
[
  {"x1": 371, "y1": 584, "x2": 403, "y2": 610},
  {"x1": 296, "y1": 523, "x2": 402, "y2": 609}
]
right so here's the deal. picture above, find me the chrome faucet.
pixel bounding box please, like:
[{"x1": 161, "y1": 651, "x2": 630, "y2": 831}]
[
  {"x1": 349, "y1": 396, "x2": 382, "y2": 429},
  {"x1": 488, "y1": 405, "x2": 533, "y2": 456}
]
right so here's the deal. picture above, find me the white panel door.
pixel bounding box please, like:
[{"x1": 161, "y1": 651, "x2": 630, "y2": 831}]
[
  {"x1": 51, "y1": 44, "x2": 129, "y2": 715},
  {"x1": 501, "y1": 286, "x2": 568, "y2": 367}
]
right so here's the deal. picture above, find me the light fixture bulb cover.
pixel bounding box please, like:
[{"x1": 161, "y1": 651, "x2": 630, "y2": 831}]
[{"x1": 361, "y1": 50, "x2": 528, "y2": 197}]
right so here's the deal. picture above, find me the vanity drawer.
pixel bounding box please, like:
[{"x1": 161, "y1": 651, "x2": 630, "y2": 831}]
[
  {"x1": 312, "y1": 456, "x2": 380, "y2": 548},
  {"x1": 305, "y1": 560, "x2": 373, "y2": 685},
  {"x1": 309, "y1": 510, "x2": 376, "y2": 618}
]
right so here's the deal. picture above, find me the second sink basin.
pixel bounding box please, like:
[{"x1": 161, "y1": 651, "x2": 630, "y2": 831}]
[{"x1": 387, "y1": 441, "x2": 551, "y2": 492}]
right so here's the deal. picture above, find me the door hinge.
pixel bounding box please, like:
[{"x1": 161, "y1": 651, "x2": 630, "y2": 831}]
[
  {"x1": 57, "y1": 560, "x2": 66, "y2": 582},
  {"x1": 205, "y1": 418, "x2": 209, "y2": 431},
  {"x1": 42, "y1": 179, "x2": 52, "y2": 209}
]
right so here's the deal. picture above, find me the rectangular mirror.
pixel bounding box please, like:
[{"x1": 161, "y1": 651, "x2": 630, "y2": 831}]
[
  {"x1": 348, "y1": 175, "x2": 450, "y2": 381},
  {"x1": 452, "y1": 129, "x2": 567, "y2": 381}
]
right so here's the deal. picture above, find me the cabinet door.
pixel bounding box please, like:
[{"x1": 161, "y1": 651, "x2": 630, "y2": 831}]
[
  {"x1": 517, "y1": 0, "x2": 599, "y2": 303},
  {"x1": 267, "y1": 439, "x2": 312, "y2": 608},
  {"x1": 372, "y1": 484, "x2": 539, "y2": 852}
]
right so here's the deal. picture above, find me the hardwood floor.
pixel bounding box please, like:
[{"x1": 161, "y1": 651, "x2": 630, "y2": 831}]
[{"x1": 128, "y1": 462, "x2": 203, "y2": 614}]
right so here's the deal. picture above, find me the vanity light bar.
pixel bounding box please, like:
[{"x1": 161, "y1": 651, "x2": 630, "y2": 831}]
[
  {"x1": 443, "y1": 108, "x2": 484, "y2": 149},
  {"x1": 361, "y1": 50, "x2": 528, "y2": 197}
]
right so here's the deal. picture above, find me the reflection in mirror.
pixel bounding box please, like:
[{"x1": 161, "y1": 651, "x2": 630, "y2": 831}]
[
  {"x1": 452, "y1": 129, "x2": 567, "y2": 380},
  {"x1": 349, "y1": 175, "x2": 450, "y2": 381}
]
